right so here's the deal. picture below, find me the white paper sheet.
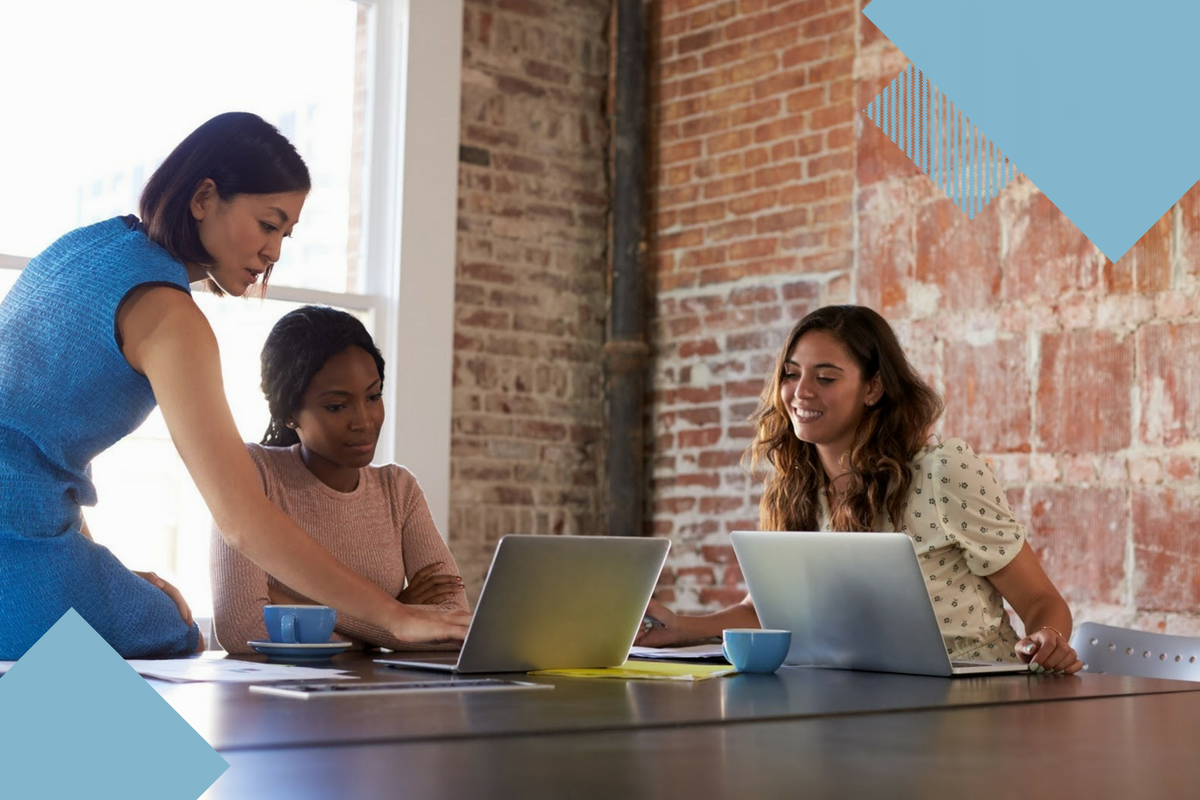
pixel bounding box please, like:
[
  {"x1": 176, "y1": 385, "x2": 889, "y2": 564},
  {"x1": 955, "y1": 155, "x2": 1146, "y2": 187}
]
[
  {"x1": 130, "y1": 654, "x2": 356, "y2": 683},
  {"x1": 0, "y1": 653, "x2": 353, "y2": 683},
  {"x1": 627, "y1": 643, "x2": 726, "y2": 660}
]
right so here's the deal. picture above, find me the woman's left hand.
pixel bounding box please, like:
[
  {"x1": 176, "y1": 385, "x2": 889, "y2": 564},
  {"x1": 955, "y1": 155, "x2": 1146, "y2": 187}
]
[
  {"x1": 399, "y1": 562, "x2": 464, "y2": 605},
  {"x1": 135, "y1": 570, "x2": 194, "y2": 628},
  {"x1": 1017, "y1": 627, "x2": 1082, "y2": 674}
]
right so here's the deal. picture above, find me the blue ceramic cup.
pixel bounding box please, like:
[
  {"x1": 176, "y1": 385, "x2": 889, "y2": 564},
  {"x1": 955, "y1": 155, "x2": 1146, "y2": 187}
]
[
  {"x1": 722, "y1": 628, "x2": 791, "y2": 673},
  {"x1": 263, "y1": 605, "x2": 337, "y2": 644}
]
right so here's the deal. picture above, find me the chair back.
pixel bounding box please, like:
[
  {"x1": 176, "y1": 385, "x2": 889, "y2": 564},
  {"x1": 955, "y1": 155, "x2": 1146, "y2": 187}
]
[{"x1": 1071, "y1": 622, "x2": 1200, "y2": 681}]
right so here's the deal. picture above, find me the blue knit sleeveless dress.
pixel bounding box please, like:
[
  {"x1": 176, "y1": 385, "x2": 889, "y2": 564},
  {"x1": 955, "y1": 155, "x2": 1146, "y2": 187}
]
[{"x1": 0, "y1": 217, "x2": 200, "y2": 659}]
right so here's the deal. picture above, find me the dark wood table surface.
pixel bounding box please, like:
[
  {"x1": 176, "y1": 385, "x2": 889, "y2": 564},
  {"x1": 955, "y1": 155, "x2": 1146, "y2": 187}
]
[
  {"x1": 201, "y1": 689, "x2": 1200, "y2": 800},
  {"x1": 158, "y1": 652, "x2": 1199, "y2": 752}
]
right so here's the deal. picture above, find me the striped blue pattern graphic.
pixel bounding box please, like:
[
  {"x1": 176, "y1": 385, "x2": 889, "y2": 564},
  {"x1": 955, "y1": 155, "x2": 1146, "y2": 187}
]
[{"x1": 863, "y1": 64, "x2": 1019, "y2": 219}]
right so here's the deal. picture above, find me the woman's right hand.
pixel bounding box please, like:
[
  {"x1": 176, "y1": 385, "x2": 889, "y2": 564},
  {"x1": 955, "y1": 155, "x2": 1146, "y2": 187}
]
[
  {"x1": 634, "y1": 598, "x2": 693, "y2": 647},
  {"x1": 390, "y1": 605, "x2": 472, "y2": 645}
]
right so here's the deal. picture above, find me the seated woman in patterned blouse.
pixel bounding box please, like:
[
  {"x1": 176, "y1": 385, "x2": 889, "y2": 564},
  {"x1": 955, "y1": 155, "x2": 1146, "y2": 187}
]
[
  {"x1": 639, "y1": 304, "x2": 1082, "y2": 674},
  {"x1": 211, "y1": 306, "x2": 469, "y2": 653}
]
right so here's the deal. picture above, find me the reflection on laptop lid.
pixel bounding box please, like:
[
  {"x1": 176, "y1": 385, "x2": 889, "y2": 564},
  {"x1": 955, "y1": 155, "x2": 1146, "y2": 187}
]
[
  {"x1": 730, "y1": 531, "x2": 1028, "y2": 678},
  {"x1": 379, "y1": 534, "x2": 671, "y2": 674}
]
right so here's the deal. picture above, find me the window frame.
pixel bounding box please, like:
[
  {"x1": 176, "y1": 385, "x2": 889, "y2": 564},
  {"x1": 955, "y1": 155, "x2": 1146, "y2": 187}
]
[
  {"x1": 0, "y1": 0, "x2": 463, "y2": 536},
  {"x1": 361, "y1": 0, "x2": 462, "y2": 537}
]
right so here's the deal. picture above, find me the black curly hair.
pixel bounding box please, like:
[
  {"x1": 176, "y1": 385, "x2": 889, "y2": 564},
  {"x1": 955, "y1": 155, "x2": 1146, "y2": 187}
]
[{"x1": 260, "y1": 306, "x2": 386, "y2": 447}]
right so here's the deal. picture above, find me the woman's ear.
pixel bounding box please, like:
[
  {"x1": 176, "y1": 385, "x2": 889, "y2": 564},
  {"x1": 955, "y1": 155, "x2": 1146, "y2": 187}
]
[
  {"x1": 865, "y1": 374, "x2": 884, "y2": 407},
  {"x1": 189, "y1": 178, "x2": 218, "y2": 221}
]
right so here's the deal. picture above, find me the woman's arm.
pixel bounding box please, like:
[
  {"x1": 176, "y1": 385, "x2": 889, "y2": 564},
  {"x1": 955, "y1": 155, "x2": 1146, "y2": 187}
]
[
  {"x1": 83, "y1": 512, "x2": 200, "y2": 647},
  {"x1": 119, "y1": 287, "x2": 468, "y2": 644},
  {"x1": 987, "y1": 547, "x2": 1082, "y2": 673},
  {"x1": 209, "y1": 519, "x2": 273, "y2": 654},
  {"x1": 633, "y1": 596, "x2": 760, "y2": 647},
  {"x1": 931, "y1": 439, "x2": 1080, "y2": 674},
  {"x1": 394, "y1": 469, "x2": 469, "y2": 612}
]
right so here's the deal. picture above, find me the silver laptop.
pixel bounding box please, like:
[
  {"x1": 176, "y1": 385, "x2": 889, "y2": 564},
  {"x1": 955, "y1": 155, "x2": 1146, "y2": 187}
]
[
  {"x1": 730, "y1": 531, "x2": 1029, "y2": 677},
  {"x1": 379, "y1": 534, "x2": 670, "y2": 674}
]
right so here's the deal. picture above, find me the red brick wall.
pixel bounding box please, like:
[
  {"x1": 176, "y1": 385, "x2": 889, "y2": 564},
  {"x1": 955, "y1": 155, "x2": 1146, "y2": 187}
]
[
  {"x1": 647, "y1": 0, "x2": 856, "y2": 607},
  {"x1": 643, "y1": 0, "x2": 1200, "y2": 634},
  {"x1": 451, "y1": 0, "x2": 611, "y2": 596}
]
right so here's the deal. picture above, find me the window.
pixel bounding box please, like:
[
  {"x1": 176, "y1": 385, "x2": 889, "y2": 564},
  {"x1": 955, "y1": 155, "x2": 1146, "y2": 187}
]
[{"x1": 0, "y1": 0, "x2": 463, "y2": 618}]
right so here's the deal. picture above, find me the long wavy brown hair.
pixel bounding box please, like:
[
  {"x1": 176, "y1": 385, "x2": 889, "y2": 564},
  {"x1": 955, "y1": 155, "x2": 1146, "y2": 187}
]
[{"x1": 745, "y1": 305, "x2": 943, "y2": 532}]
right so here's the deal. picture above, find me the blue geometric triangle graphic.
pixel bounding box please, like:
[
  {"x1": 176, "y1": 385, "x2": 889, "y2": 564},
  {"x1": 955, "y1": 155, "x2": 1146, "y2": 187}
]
[
  {"x1": 0, "y1": 609, "x2": 228, "y2": 800},
  {"x1": 863, "y1": 0, "x2": 1200, "y2": 263},
  {"x1": 863, "y1": 63, "x2": 1019, "y2": 220}
]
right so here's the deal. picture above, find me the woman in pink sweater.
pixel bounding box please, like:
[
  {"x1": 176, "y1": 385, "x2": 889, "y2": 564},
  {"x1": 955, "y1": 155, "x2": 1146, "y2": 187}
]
[{"x1": 211, "y1": 306, "x2": 468, "y2": 653}]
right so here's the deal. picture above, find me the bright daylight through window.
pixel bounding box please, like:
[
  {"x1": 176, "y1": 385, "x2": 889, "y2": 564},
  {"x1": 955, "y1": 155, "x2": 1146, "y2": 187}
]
[{"x1": 0, "y1": 0, "x2": 378, "y2": 618}]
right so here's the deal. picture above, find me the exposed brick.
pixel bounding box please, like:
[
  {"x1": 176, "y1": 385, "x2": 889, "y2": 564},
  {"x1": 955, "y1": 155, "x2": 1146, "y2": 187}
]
[
  {"x1": 1137, "y1": 322, "x2": 1200, "y2": 447},
  {"x1": 754, "y1": 207, "x2": 808, "y2": 234},
  {"x1": 942, "y1": 339, "x2": 1030, "y2": 453},
  {"x1": 678, "y1": 28, "x2": 717, "y2": 54},
  {"x1": 699, "y1": 495, "x2": 744, "y2": 514},
  {"x1": 856, "y1": 79, "x2": 924, "y2": 185},
  {"x1": 707, "y1": 219, "x2": 756, "y2": 241},
  {"x1": 641, "y1": 0, "x2": 1200, "y2": 633},
  {"x1": 1165, "y1": 455, "x2": 1198, "y2": 483},
  {"x1": 1103, "y1": 209, "x2": 1172, "y2": 295},
  {"x1": 453, "y1": 0, "x2": 607, "y2": 585},
  {"x1": 785, "y1": 86, "x2": 826, "y2": 113},
  {"x1": 699, "y1": 449, "x2": 745, "y2": 468},
  {"x1": 1129, "y1": 456, "x2": 1162, "y2": 485},
  {"x1": 1001, "y1": 187, "x2": 1098, "y2": 301},
  {"x1": 674, "y1": 472, "x2": 722, "y2": 489},
  {"x1": 783, "y1": 40, "x2": 829, "y2": 68},
  {"x1": 728, "y1": 285, "x2": 778, "y2": 305},
  {"x1": 803, "y1": 10, "x2": 852, "y2": 38},
  {"x1": 1030, "y1": 487, "x2": 1127, "y2": 606},
  {"x1": 1179, "y1": 181, "x2": 1200, "y2": 285},
  {"x1": 724, "y1": 191, "x2": 782, "y2": 217},
  {"x1": 1133, "y1": 488, "x2": 1200, "y2": 612},
  {"x1": 1036, "y1": 330, "x2": 1132, "y2": 453},
  {"x1": 857, "y1": 182, "x2": 914, "y2": 317},
  {"x1": 915, "y1": 199, "x2": 1001, "y2": 311}
]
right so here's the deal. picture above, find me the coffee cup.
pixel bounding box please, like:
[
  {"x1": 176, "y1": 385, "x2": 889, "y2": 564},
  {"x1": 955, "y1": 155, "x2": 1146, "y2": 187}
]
[
  {"x1": 722, "y1": 628, "x2": 791, "y2": 673},
  {"x1": 263, "y1": 605, "x2": 337, "y2": 644}
]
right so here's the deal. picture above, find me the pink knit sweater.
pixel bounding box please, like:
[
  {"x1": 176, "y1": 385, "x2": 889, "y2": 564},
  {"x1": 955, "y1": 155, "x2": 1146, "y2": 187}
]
[{"x1": 210, "y1": 443, "x2": 468, "y2": 653}]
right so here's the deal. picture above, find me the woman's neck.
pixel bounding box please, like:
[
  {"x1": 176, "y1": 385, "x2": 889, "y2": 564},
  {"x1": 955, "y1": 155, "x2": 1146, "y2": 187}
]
[
  {"x1": 299, "y1": 446, "x2": 360, "y2": 493},
  {"x1": 816, "y1": 444, "x2": 850, "y2": 492}
]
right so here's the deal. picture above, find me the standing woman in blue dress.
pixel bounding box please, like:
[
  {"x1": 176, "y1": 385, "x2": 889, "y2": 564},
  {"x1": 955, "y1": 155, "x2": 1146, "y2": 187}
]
[{"x1": 0, "y1": 112, "x2": 470, "y2": 658}]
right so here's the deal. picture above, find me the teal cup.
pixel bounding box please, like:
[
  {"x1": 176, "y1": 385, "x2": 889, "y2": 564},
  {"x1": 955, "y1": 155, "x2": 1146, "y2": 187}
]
[
  {"x1": 722, "y1": 628, "x2": 791, "y2": 673},
  {"x1": 263, "y1": 605, "x2": 337, "y2": 644}
]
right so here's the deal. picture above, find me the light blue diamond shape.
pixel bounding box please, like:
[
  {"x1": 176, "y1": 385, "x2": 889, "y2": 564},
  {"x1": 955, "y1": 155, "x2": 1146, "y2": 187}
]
[
  {"x1": 0, "y1": 609, "x2": 228, "y2": 800},
  {"x1": 863, "y1": 63, "x2": 1021, "y2": 219},
  {"x1": 863, "y1": 0, "x2": 1200, "y2": 263}
]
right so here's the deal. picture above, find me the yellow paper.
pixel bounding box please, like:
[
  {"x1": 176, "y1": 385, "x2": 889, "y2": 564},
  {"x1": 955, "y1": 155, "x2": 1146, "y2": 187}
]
[{"x1": 529, "y1": 660, "x2": 737, "y2": 682}]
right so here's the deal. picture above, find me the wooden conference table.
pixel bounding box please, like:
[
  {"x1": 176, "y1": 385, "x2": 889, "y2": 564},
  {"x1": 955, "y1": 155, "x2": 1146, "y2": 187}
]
[{"x1": 168, "y1": 652, "x2": 1200, "y2": 799}]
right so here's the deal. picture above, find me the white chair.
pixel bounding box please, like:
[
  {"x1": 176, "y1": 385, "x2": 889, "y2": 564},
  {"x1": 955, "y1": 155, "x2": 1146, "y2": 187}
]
[{"x1": 1070, "y1": 622, "x2": 1200, "y2": 681}]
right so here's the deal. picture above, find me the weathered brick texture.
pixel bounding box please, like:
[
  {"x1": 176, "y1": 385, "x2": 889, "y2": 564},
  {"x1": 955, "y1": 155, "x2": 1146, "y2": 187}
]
[
  {"x1": 447, "y1": 1, "x2": 1200, "y2": 633},
  {"x1": 451, "y1": 0, "x2": 610, "y2": 598},
  {"x1": 647, "y1": 0, "x2": 855, "y2": 606},
  {"x1": 640, "y1": 0, "x2": 1200, "y2": 634}
]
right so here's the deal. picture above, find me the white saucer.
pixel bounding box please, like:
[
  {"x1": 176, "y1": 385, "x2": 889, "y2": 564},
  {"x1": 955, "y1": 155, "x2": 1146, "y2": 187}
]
[{"x1": 248, "y1": 640, "x2": 353, "y2": 661}]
